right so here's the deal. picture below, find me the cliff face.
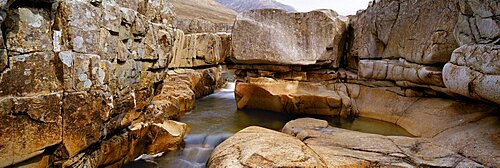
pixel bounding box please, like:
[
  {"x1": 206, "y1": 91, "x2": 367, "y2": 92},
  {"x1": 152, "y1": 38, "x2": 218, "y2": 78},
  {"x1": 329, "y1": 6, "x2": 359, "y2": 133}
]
[
  {"x1": 215, "y1": 0, "x2": 296, "y2": 13},
  {"x1": 0, "y1": 0, "x2": 228, "y2": 167}
]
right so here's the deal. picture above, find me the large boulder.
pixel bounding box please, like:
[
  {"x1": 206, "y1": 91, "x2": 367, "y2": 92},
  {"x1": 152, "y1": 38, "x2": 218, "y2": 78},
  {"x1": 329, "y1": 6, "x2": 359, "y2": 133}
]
[
  {"x1": 454, "y1": 0, "x2": 499, "y2": 45},
  {"x1": 231, "y1": 9, "x2": 347, "y2": 66},
  {"x1": 207, "y1": 126, "x2": 327, "y2": 168},
  {"x1": 443, "y1": 44, "x2": 499, "y2": 104}
]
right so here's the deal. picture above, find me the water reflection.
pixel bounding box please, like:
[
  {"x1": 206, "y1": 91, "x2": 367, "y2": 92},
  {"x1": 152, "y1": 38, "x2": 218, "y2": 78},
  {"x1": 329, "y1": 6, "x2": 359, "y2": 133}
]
[{"x1": 126, "y1": 83, "x2": 413, "y2": 168}]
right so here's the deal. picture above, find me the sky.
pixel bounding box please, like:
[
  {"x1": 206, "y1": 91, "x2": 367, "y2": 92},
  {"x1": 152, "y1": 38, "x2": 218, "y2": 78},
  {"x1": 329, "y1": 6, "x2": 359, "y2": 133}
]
[{"x1": 276, "y1": 0, "x2": 372, "y2": 16}]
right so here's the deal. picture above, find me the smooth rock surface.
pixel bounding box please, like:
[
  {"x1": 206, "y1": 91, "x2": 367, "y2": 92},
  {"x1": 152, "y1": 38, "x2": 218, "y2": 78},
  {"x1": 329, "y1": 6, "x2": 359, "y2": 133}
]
[
  {"x1": 232, "y1": 9, "x2": 347, "y2": 66},
  {"x1": 207, "y1": 126, "x2": 327, "y2": 168},
  {"x1": 282, "y1": 118, "x2": 487, "y2": 167}
]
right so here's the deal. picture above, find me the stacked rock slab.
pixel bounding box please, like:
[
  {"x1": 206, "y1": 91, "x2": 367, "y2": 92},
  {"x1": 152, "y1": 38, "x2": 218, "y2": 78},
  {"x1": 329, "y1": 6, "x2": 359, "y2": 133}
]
[{"x1": 0, "y1": 0, "x2": 229, "y2": 167}]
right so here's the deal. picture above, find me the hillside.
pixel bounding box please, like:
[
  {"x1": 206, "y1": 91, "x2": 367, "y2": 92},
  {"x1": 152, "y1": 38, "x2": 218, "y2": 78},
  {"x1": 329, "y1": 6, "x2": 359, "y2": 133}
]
[
  {"x1": 170, "y1": 0, "x2": 237, "y2": 24},
  {"x1": 215, "y1": 0, "x2": 297, "y2": 13}
]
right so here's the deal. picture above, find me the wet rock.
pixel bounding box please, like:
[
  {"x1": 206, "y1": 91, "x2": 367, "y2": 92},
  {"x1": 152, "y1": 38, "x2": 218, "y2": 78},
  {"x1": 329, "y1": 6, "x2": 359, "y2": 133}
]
[
  {"x1": 207, "y1": 126, "x2": 327, "y2": 168},
  {"x1": 283, "y1": 118, "x2": 485, "y2": 167},
  {"x1": 350, "y1": 0, "x2": 459, "y2": 65},
  {"x1": 5, "y1": 7, "x2": 53, "y2": 54},
  {"x1": 232, "y1": 9, "x2": 347, "y2": 66},
  {"x1": 443, "y1": 44, "x2": 500, "y2": 104}
]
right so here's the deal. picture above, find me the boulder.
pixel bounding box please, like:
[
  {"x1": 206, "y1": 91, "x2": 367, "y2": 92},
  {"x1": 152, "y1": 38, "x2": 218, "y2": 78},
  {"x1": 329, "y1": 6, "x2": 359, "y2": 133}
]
[
  {"x1": 232, "y1": 9, "x2": 347, "y2": 66},
  {"x1": 207, "y1": 126, "x2": 327, "y2": 168},
  {"x1": 443, "y1": 44, "x2": 500, "y2": 104}
]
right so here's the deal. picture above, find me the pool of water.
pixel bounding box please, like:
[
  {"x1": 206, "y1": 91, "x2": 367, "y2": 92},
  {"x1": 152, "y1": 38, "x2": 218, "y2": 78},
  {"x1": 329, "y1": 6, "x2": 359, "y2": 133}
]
[{"x1": 125, "y1": 82, "x2": 413, "y2": 168}]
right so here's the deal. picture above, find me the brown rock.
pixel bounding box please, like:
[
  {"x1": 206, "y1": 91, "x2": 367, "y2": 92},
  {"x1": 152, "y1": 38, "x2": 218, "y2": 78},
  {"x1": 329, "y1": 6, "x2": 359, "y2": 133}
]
[
  {"x1": 5, "y1": 7, "x2": 53, "y2": 54},
  {"x1": 235, "y1": 78, "x2": 347, "y2": 116},
  {"x1": 0, "y1": 93, "x2": 62, "y2": 167},
  {"x1": 0, "y1": 52, "x2": 61, "y2": 97},
  {"x1": 62, "y1": 91, "x2": 112, "y2": 157},
  {"x1": 232, "y1": 9, "x2": 347, "y2": 66},
  {"x1": 208, "y1": 126, "x2": 327, "y2": 168}
]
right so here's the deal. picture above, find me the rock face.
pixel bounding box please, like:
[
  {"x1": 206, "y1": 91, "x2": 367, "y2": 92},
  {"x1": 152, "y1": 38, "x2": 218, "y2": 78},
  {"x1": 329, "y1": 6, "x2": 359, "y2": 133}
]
[
  {"x1": 232, "y1": 9, "x2": 347, "y2": 66},
  {"x1": 350, "y1": 0, "x2": 460, "y2": 65},
  {"x1": 207, "y1": 126, "x2": 326, "y2": 168},
  {"x1": 0, "y1": 0, "x2": 228, "y2": 167}
]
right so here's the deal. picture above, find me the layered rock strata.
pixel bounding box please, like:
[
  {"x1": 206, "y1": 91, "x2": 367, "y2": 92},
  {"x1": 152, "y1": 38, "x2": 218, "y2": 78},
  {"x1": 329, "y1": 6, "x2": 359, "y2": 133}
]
[{"x1": 0, "y1": 0, "x2": 228, "y2": 167}]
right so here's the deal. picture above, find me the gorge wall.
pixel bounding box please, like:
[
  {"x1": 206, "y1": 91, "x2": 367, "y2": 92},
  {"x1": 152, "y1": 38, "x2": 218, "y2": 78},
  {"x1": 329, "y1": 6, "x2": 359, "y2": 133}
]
[
  {"x1": 0, "y1": 0, "x2": 229, "y2": 167},
  {"x1": 0, "y1": 0, "x2": 498, "y2": 167}
]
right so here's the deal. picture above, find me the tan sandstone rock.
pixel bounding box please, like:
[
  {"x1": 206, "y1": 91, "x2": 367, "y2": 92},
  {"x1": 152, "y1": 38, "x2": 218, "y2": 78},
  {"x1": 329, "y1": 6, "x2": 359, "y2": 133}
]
[
  {"x1": 232, "y1": 9, "x2": 347, "y2": 66},
  {"x1": 207, "y1": 126, "x2": 327, "y2": 168}
]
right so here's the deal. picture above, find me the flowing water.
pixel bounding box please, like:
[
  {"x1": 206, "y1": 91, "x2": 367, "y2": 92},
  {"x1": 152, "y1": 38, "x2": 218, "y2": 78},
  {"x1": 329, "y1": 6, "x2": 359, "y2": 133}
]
[{"x1": 125, "y1": 82, "x2": 413, "y2": 168}]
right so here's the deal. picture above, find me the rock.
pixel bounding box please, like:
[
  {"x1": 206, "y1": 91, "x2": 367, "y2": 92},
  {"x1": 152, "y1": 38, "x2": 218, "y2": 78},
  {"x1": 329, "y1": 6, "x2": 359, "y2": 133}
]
[
  {"x1": 61, "y1": 120, "x2": 188, "y2": 168},
  {"x1": 454, "y1": 0, "x2": 500, "y2": 45},
  {"x1": 0, "y1": 93, "x2": 62, "y2": 168},
  {"x1": 232, "y1": 9, "x2": 347, "y2": 66},
  {"x1": 235, "y1": 78, "x2": 351, "y2": 116},
  {"x1": 282, "y1": 118, "x2": 486, "y2": 167},
  {"x1": 207, "y1": 126, "x2": 327, "y2": 168},
  {"x1": 432, "y1": 117, "x2": 500, "y2": 167},
  {"x1": 358, "y1": 59, "x2": 445, "y2": 87},
  {"x1": 0, "y1": 52, "x2": 61, "y2": 97},
  {"x1": 350, "y1": 0, "x2": 459, "y2": 65},
  {"x1": 169, "y1": 31, "x2": 226, "y2": 68},
  {"x1": 443, "y1": 44, "x2": 500, "y2": 104},
  {"x1": 62, "y1": 91, "x2": 112, "y2": 157},
  {"x1": 5, "y1": 7, "x2": 53, "y2": 54},
  {"x1": 56, "y1": 0, "x2": 102, "y2": 54}
]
